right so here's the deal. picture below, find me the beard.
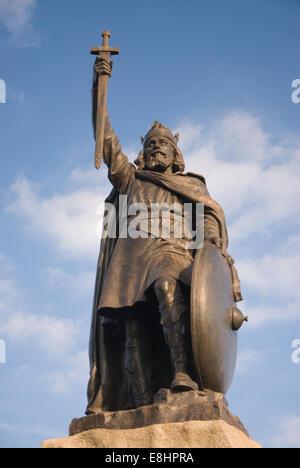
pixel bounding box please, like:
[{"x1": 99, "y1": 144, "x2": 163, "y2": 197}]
[{"x1": 145, "y1": 152, "x2": 172, "y2": 172}]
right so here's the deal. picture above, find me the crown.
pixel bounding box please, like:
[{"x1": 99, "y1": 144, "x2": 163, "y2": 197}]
[{"x1": 141, "y1": 121, "x2": 180, "y2": 146}]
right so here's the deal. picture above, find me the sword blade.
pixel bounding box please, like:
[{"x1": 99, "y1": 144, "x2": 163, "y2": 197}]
[{"x1": 94, "y1": 73, "x2": 109, "y2": 169}]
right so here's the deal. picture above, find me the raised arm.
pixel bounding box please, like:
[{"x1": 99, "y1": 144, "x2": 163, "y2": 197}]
[{"x1": 92, "y1": 58, "x2": 134, "y2": 191}]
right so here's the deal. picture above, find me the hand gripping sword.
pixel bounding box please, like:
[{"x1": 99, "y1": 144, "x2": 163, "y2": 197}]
[{"x1": 91, "y1": 31, "x2": 119, "y2": 169}]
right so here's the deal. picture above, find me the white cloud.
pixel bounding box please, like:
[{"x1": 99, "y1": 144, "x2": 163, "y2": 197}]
[
  {"x1": 0, "y1": 0, "x2": 35, "y2": 29},
  {"x1": 0, "y1": 258, "x2": 82, "y2": 357},
  {"x1": 41, "y1": 350, "x2": 89, "y2": 395},
  {"x1": 0, "y1": 0, "x2": 42, "y2": 46},
  {"x1": 0, "y1": 274, "x2": 90, "y2": 395},
  {"x1": 1, "y1": 311, "x2": 79, "y2": 356},
  {"x1": 44, "y1": 267, "x2": 94, "y2": 298},
  {"x1": 177, "y1": 111, "x2": 300, "y2": 241},
  {"x1": 243, "y1": 303, "x2": 300, "y2": 329},
  {"x1": 0, "y1": 279, "x2": 16, "y2": 311},
  {"x1": 7, "y1": 176, "x2": 106, "y2": 259},
  {"x1": 236, "y1": 349, "x2": 264, "y2": 375},
  {"x1": 173, "y1": 120, "x2": 203, "y2": 153},
  {"x1": 271, "y1": 415, "x2": 300, "y2": 448},
  {"x1": 215, "y1": 112, "x2": 276, "y2": 163},
  {"x1": 69, "y1": 167, "x2": 102, "y2": 187},
  {"x1": 235, "y1": 234, "x2": 300, "y2": 327},
  {"x1": 0, "y1": 255, "x2": 16, "y2": 311},
  {"x1": 239, "y1": 253, "x2": 300, "y2": 300}
]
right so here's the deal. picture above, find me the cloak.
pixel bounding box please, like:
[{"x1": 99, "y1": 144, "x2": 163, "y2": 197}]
[{"x1": 86, "y1": 170, "x2": 242, "y2": 414}]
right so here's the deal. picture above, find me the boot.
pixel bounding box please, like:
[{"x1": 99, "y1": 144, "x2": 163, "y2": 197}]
[{"x1": 161, "y1": 304, "x2": 198, "y2": 392}]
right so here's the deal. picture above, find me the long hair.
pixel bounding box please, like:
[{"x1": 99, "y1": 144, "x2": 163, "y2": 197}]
[{"x1": 134, "y1": 142, "x2": 185, "y2": 173}]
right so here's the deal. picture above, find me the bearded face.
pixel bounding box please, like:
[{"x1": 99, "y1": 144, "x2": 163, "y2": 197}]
[{"x1": 144, "y1": 135, "x2": 174, "y2": 173}]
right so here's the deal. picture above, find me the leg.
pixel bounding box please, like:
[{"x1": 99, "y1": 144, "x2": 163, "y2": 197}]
[
  {"x1": 124, "y1": 318, "x2": 154, "y2": 407},
  {"x1": 154, "y1": 278, "x2": 198, "y2": 392}
]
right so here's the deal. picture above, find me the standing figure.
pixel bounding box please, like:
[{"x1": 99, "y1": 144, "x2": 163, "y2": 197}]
[{"x1": 86, "y1": 57, "x2": 242, "y2": 415}]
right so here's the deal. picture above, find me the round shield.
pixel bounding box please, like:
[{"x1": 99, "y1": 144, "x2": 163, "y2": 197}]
[{"x1": 191, "y1": 243, "x2": 238, "y2": 395}]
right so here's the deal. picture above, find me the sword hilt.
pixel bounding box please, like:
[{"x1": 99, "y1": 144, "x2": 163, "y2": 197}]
[
  {"x1": 102, "y1": 30, "x2": 110, "y2": 48},
  {"x1": 91, "y1": 30, "x2": 119, "y2": 57}
]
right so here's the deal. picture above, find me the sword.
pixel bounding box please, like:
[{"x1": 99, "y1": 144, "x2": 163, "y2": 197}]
[{"x1": 91, "y1": 30, "x2": 119, "y2": 169}]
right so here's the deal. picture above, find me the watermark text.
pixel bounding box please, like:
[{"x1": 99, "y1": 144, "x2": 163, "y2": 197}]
[
  {"x1": 0, "y1": 339, "x2": 6, "y2": 364},
  {"x1": 0, "y1": 79, "x2": 6, "y2": 104},
  {"x1": 96, "y1": 196, "x2": 205, "y2": 249},
  {"x1": 291, "y1": 79, "x2": 300, "y2": 104},
  {"x1": 291, "y1": 339, "x2": 300, "y2": 364}
]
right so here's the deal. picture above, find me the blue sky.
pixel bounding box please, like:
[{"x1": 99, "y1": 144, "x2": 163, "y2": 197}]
[{"x1": 0, "y1": 0, "x2": 299, "y2": 448}]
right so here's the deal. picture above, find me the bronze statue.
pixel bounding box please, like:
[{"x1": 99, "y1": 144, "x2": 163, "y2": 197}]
[{"x1": 86, "y1": 32, "x2": 245, "y2": 416}]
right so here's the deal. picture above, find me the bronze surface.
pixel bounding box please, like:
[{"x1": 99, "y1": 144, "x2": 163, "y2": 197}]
[
  {"x1": 91, "y1": 31, "x2": 119, "y2": 169},
  {"x1": 71, "y1": 389, "x2": 249, "y2": 437},
  {"x1": 86, "y1": 31, "x2": 244, "y2": 415}
]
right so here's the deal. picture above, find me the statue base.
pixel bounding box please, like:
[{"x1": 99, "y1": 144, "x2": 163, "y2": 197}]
[{"x1": 41, "y1": 389, "x2": 261, "y2": 448}]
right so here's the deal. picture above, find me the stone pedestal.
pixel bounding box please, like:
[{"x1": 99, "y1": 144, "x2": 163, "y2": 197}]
[{"x1": 41, "y1": 389, "x2": 261, "y2": 448}]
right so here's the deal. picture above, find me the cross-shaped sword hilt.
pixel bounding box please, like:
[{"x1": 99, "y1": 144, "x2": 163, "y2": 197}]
[{"x1": 91, "y1": 30, "x2": 119, "y2": 58}]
